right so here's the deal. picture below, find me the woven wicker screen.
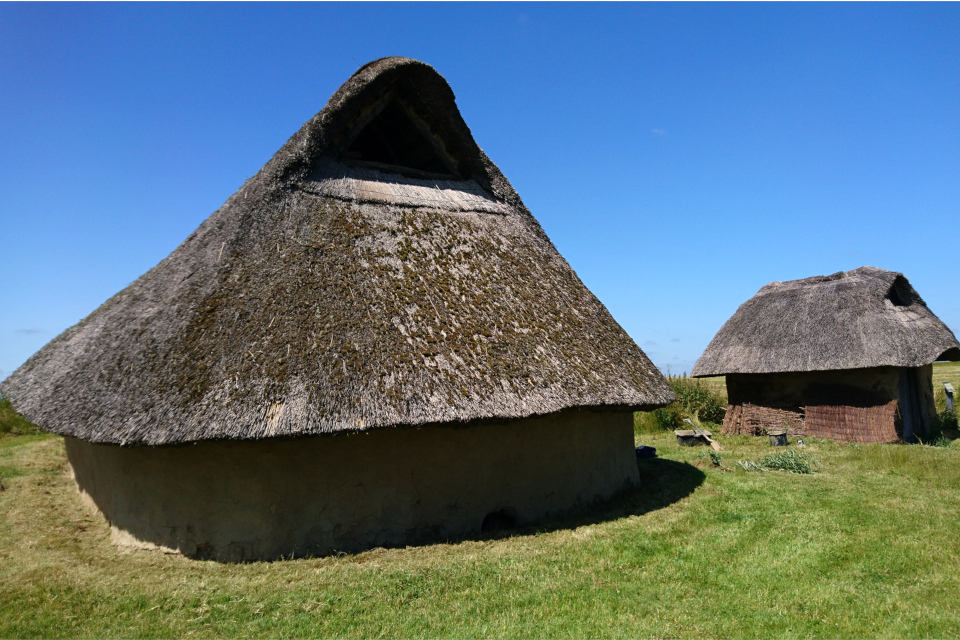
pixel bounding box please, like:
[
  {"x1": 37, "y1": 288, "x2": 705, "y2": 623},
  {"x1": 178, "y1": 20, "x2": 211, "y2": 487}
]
[
  {"x1": 721, "y1": 400, "x2": 899, "y2": 443},
  {"x1": 803, "y1": 401, "x2": 899, "y2": 443}
]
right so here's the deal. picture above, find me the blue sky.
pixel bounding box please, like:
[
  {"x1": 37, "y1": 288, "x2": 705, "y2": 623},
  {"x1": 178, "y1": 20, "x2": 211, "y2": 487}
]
[{"x1": 1, "y1": 2, "x2": 958, "y2": 381}]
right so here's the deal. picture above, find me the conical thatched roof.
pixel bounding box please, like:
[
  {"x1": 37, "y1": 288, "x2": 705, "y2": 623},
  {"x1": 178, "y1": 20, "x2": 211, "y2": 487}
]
[
  {"x1": 1, "y1": 57, "x2": 673, "y2": 446},
  {"x1": 692, "y1": 266, "x2": 960, "y2": 377}
]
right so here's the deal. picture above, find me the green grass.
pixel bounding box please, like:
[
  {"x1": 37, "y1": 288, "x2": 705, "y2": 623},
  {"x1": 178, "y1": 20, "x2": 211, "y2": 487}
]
[
  {"x1": 934, "y1": 361, "x2": 959, "y2": 412},
  {"x1": 933, "y1": 360, "x2": 959, "y2": 388},
  {"x1": 691, "y1": 375, "x2": 727, "y2": 401},
  {"x1": 2, "y1": 431, "x2": 960, "y2": 638},
  {"x1": 735, "y1": 448, "x2": 821, "y2": 474},
  {"x1": 635, "y1": 376, "x2": 728, "y2": 433},
  {"x1": 0, "y1": 396, "x2": 43, "y2": 437}
]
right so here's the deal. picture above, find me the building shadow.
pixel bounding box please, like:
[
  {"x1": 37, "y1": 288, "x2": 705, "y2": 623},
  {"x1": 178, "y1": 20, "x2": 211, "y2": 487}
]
[
  {"x1": 388, "y1": 457, "x2": 706, "y2": 551},
  {"x1": 937, "y1": 426, "x2": 959, "y2": 442},
  {"x1": 476, "y1": 457, "x2": 705, "y2": 541},
  {"x1": 213, "y1": 457, "x2": 705, "y2": 561}
]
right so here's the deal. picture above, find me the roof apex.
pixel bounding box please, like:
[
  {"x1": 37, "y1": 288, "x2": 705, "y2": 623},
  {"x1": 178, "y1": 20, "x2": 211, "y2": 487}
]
[{"x1": 0, "y1": 58, "x2": 673, "y2": 445}]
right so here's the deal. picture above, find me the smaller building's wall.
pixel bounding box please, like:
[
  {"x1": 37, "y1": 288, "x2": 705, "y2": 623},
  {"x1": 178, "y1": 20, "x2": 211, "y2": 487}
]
[
  {"x1": 722, "y1": 403, "x2": 804, "y2": 437},
  {"x1": 917, "y1": 364, "x2": 938, "y2": 433},
  {"x1": 898, "y1": 364, "x2": 938, "y2": 442},
  {"x1": 65, "y1": 408, "x2": 638, "y2": 562},
  {"x1": 723, "y1": 367, "x2": 905, "y2": 443},
  {"x1": 726, "y1": 367, "x2": 901, "y2": 409},
  {"x1": 802, "y1": 400, "x2": 899, "y2": 443}
]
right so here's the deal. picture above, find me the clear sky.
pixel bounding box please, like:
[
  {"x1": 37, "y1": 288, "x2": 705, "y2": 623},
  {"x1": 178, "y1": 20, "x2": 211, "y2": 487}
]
[{"x1": 1, "y1": 2, "x2": 958, "y2": 382}]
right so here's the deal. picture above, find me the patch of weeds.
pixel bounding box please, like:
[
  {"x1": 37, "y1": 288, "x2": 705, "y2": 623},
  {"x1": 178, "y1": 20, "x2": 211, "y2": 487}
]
[
  {"x1": 655, "y1": 407, "x2": 684, "y2": 430},
  {"x1": 634, "y1": 376, "x2": 727, "y2": 434},
  {"x1": 931, "y1": 435, "x2": 952, "y2": 448},
  {"x1": 697, "y1": 450, "x2": 724, "y2": 468},
  {"x1": 670, "y1": 377, "x2": 727, "y2": 424},
  {"x1": 736, "y1": 449, "x2": 821, "y2": 474},
  {"x1": 916, "y1": 411, "x2": 956, "y2": 447},
  {"x1": 635, "y1": 406, "x2": 683, "y2": 433},
  {"x1": 0, "y1": 395, "x2": 42, "y2": 437},
  {"x1": 938, "y1": 409, "x2": 957, "y2": 433}
]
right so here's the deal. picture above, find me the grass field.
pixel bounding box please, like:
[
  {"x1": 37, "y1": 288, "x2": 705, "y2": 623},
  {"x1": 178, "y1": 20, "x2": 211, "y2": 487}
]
[
  {"x1": 934, "y1": 361, "x2": 960, "y2": 411},
  {"x1": 688, "y1": 375, "x2": 727, "y2": 401},
  {"x1": 2, "y1": 427, "x2": 960, "y2": 638},
  {"x1": 933, "y1": 360, "x2": 960, "y2": 386}
]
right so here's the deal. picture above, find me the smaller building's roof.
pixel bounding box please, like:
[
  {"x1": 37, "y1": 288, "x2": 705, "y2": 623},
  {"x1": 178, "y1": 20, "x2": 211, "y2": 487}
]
[{"x1": 692, "y1": 266, "x2": 960, "y2": 377}]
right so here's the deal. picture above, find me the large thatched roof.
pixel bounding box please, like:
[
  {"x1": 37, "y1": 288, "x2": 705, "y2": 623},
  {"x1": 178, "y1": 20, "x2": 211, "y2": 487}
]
[
  {"x1": 692, "y1": 266, "x2": 960, "y2": 377},
  {"x1": 1, "y1": 57, "x2": 673, "y2": 446}
]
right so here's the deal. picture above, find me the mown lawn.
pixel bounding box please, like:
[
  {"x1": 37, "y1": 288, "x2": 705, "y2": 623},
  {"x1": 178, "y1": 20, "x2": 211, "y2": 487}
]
[
  {"x1": 2, "y1": 428, "x2": 959, "y2": 639},
  {"x1": 934, "y1": 360, "x2": 959, "y2": 400}
]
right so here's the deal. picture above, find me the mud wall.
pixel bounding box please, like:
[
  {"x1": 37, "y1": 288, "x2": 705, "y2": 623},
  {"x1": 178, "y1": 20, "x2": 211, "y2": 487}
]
[
  {"x1": 65, "y1": 408, "x2": 638, "y2": 561},
  {"x1": 726, "y1": 367, "x2": 901, "y2": 410}
]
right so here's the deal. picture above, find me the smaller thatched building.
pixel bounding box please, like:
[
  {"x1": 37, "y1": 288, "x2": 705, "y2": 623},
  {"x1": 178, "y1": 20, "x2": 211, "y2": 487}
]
[{"x1": 692, "y1": 267, "x2": 959, "y2": 443}]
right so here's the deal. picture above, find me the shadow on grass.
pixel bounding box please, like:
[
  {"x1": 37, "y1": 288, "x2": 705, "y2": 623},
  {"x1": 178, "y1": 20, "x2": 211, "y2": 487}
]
[
  {"x1": 265, "y1": 458, "x2": 706, "y2": 561},
  {"x1": 400, "y1": 457, "x2": 707, "y2": 552}
]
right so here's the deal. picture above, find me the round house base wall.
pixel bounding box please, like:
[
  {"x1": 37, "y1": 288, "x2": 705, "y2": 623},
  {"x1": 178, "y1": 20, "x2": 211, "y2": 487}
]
[{"x1": 65, "y1": 408, "x2": 638, "y2": 561}]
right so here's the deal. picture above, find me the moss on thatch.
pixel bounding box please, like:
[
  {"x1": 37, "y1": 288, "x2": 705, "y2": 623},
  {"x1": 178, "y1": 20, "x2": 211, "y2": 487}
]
[
  {"x1": 0, "y1": 57, "x2": 673, "y2": 446},
  {"x1": 692, "y1": 266, "x2": 960, "y2": 377}
]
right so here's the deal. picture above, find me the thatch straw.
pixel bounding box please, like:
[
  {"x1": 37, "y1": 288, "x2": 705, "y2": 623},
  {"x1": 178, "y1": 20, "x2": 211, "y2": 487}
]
[
  {"x1": 0, "y1": 57, "x2": 673, "y2": 446},
  {"x1": 692, "y1": 266, "x2": 960, "y2": 377}
]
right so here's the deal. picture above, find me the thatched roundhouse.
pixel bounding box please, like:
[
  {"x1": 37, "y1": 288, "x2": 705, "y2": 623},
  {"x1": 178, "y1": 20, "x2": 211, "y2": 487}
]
[
  {"x1": 0, "y1": 58, "x2": 673, "y2": 561},
  {"x1": 692, "y1": 267, "x2": 959, "y2": 443}
]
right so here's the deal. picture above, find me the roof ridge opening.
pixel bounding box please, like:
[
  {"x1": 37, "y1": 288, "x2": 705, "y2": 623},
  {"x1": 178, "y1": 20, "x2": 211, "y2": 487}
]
[
  {"x1": 887, "y1": 275, "x2": 914, "y2": 307},
  {"x1": 339, "y1": 95, "x2": 460, "y2": 180}
]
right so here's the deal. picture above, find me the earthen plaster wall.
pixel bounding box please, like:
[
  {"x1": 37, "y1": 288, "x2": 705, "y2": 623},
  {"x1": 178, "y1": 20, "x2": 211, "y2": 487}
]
[
  {"x1": 65, "y1": 408, "x2": 638, "y2": 561},
  {"x1": 725, "y1": 367, "x2": 902, "y2": 410}
]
